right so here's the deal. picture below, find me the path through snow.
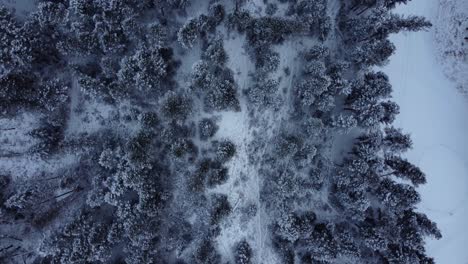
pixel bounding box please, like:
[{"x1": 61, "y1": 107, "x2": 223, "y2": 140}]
[{"x1": 383, "y1": 0, "x2": 468, "y2": 262}]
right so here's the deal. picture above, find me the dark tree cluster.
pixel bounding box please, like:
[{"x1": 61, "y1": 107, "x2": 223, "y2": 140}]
[
  {"x1": 343, "y1": 71, "x2": 399, "y2": 128},
  {"x1": 0, "y1": 0, "x2": 440, "y2": 263},
  {"x1": 287, "y1": 0, "x2": 331, "y2": 40},
  {"x1": 341, "y1": 5, "x2": 431, "y2": 66},
  {"x1": 227, "y1": 8, "x2": 305, "y2": 76},
  {"x1": 191, "y1": 38, "x2": 240, "y2": 111},
  {"x1": 253, "y1": 1, "x2": 439, "y2": 263},
  {"x1": 323, "y1": 123, "x2": 439, "y2": 263},
  {"x1": 0, "y1": 1, "x2": 226, "y2": 262}
]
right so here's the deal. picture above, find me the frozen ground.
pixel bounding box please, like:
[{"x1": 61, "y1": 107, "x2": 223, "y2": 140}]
[{"x1": 383, "y1": 0, "x2": 468, "y2": 263}]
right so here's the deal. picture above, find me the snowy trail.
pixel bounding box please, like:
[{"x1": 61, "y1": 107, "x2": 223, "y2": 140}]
[
  {"x1": 214, "y1": 33, "x2": 278, "y2": 264},
  {"x1": 383, "y1": 0, "x2": 468, "y2": 262}
]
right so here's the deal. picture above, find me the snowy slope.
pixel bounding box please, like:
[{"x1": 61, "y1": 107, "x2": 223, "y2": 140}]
[{"x1": 383, "y1": 0, "x2": 468, "y2": 263}]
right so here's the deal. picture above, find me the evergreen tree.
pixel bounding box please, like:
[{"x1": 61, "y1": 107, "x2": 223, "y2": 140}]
[
  {"x1": 160, "y1": 91, "x2": 193, "y2": 121},
  {"x1": 384, "y1": 155, "x2": 426, "y2": 186},
  {"x1": 118, "y1": 47, "x2": 168, "y2": 92},
  {"x1": 385, "y1": 0, "x2": 412, "y2": 9},
  {"x1": 193, "y1": 239, "x2": 222, "y2": 264},
  {"x1": 235, "y1": 240, "x2": 253, "y2": 264},
  {"x1": 178, "y1": 18, "x2": 200, "y2": 49},
  {"x1": 351, "y1": 39, "x2": 395, "y2": 66},
  {"x1": 383, "y1": 126, "x2": 412, "y2": 152},
  {"x1": 376, "y1": 179, "x2": 420, "y2": 210}
]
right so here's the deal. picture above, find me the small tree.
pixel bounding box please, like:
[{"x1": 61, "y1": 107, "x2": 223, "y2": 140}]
[
  {"x1": 234, "y1": 240, "x2": 253, "y2": 264},
  {"x1": 384, "y1": 155, "x2": 426, "y2": 186},
  {"x1": 160, "y1": 91, "x2": 193, "y2": 121},
  {"x1": 210, "y1": 194, "x2": 231, "y2": 225},
  {"x1": 198, "y1": 118, "x2": 219, "y2": 140},
  {"x1": 351, "y1": 39, "x2": 395, "y2": 66},
  {"x1": 246, "y1": 77, "x2": 280, "y2": 108},
  {"x1": 380, "y1": 100, "x2": 400, "y2": 124},
  {"x1": 331, "y1": 114, "x2": 358, "y2": 132},
  {"x1": 38, "y1": 78, "x2": 69, "y2": 112},
  {"x1": 203, "y1": 37, "x2": 228, "y2": 65},
  {"x1": 214, "y1": 140, "x2": 236, "y2": 162},
  {"x1": 193, "y1": 239, "x2": 222, "y2": 264},
  {"x1": 178, "y1": 18, "x2": 200, "y2": 49},
  {"x1": 376, "y1": 179, "x2": 420, "y2": 210},
  {"x1": 385, "y1": 0, "x2": 412, "y2": 9},
  {"x1": 383, "y1": 127, "x2": 412, "y2": 152},
  {"x1": 118, "y1": 47, "x2": 167, "y2": 92}
]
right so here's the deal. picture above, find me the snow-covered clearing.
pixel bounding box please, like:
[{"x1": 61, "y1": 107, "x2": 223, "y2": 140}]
[
  {"x1": 383, "y1": 0, "x2": 468, "y2": 262},
  {"x1": 214, "y1": 28, "x2": 316, "y2": 263},
  {"x1": 214, "y1": 32, "x2": 280, "y2": 263}
]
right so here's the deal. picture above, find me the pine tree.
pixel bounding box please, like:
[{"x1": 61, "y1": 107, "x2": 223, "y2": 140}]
[
  {"x1": 210, "y1": 193, "x2": 231, "y2": 225},
  {"x1": 297, "y1": 223, "x2": 338, "y2": 263},
  {"x1": 374, "y1": 14, "x2": 432, "y2": 40},
  {"x1": 38, "y1": 78, "x2": 69, "y2": 112},
  {"x1": 383, "y1": 126, "x2": 412, "y2": 152},
  {"x1": 384, "y1": 155, "x2": 426, "y2": 186},
  {"x1": 193, "y1": 239, "x2": 221, "y2": 264},
  {"x1": 178, "y1": 18, "x2": 200, "y2": 49},
  {"x1": 380, "y1": 100, "x2": 400, "y2": 124},
  {"x1": 235, "y1": 240, "x2": 253, "y2": 264},
  {"x1": 332, "y1": 114, "x2": 358, "y2": 131},
  {"x1": 214, "y1": 140, "x2": 236, "y2": 162},
  {"x1": 146, "y1": 22, "x2": 168, "y2": 48},
  {"x1": 118, "y1": 47, "x2": 168, "y2": 92},
  {"x1": 246, "y1": 77, "x2": 280, "y2": 108},
  {"x1": 376, "y1": 179, "x2": 420, "y2": 210},
  {"x1": 255, "y1": 48, "x2": 280, "y2": 72},
  {"x1": 385, "y1": 0, "x2": 412, "y2": 9},
  {"x1": 203, "y1": 37, "x2": 228, "y2": 65},
  {"x1": 198, "y1": 118, "x2": 219, "y2": 140},
  {"x1": 247, "y1": 17, "x2": 301, "y2": 47},
  {"x1": 347, "y1": 71, "x2": 393, "y2": 108},
  {"x1": 0, "y1": 6, "x2": 27, "y2": 75},
  {"x1": 160, "y1": 91, "x2": 193, "y2": 121},
  {"x1": 351, "y1": 39, "x2": 395, "y2": 66}
]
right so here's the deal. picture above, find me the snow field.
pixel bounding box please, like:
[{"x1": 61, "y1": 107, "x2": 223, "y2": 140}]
[{"x1": 383, "y1": 0, "x2": 468, "y2": 262}]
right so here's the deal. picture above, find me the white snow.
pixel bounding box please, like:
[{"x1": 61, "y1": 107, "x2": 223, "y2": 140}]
[
  {"x1": 382, "y1": 0, "x2": 468, "y2": 262},
  {"x1": 214, "y1": 31, "x2": 279, "y2": 264}
]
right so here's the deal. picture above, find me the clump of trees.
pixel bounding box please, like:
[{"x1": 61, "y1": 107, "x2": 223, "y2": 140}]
[
  {"x1": 199, "y1": 118, "x2": 219, "y2": 140},
  {"x1": 234, "y1": 240, "x2": 253, "y2": 264},
  {"x1": 341, "y1": 5, "x2": 431, "y2": 66},
  {"x1": 0, "y1": 0, "x2": 440, "y2": 263},
  {"x1": 191, "y1": 38, "x2": 240, "y2": 111}
]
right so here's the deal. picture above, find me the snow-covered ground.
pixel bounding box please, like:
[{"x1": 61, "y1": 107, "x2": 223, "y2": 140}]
[
  {"x1": 383, "y1": 0, "x2": 468, "y2": 263},
  {"x1": 214, "y1": 31, "x2": 280, "y2": 264}
]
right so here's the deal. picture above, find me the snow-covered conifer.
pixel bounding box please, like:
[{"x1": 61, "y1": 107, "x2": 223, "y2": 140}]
[
  {"x1": 234, "y1": 240, "x2": 253, "y2": 264},
  {"x1": 178, "y1": 18, "x2": 200, "y2": 49}
]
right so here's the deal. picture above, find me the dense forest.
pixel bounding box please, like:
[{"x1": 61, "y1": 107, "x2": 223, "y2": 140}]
[{"x1": 0, "y1": 0, "x2": 439, "y2": 263}]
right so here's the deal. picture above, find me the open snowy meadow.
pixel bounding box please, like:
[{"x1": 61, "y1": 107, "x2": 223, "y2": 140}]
[{"x1": 384, "y1": 0, "x2": 468, "y2": 262}]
